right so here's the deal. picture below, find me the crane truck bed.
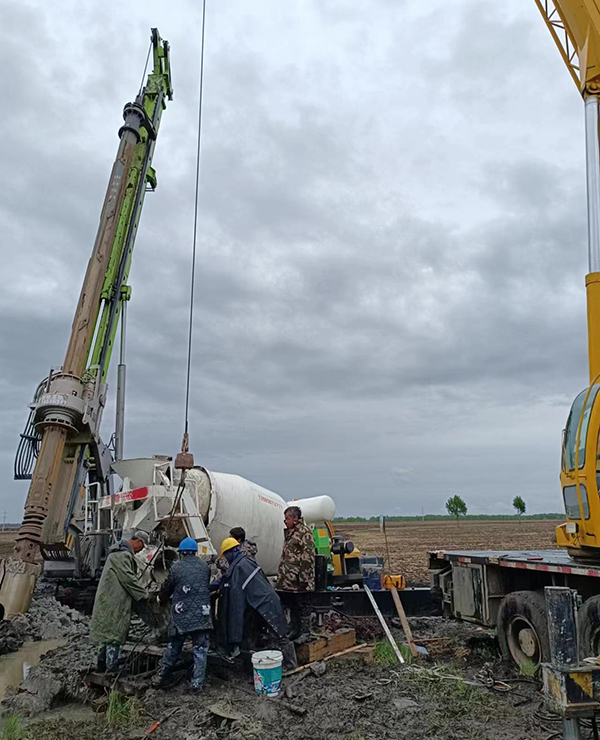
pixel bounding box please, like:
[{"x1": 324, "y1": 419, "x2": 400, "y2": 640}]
[{"x1": 428, "y1": 547, "x2": 600, "y2": 669}]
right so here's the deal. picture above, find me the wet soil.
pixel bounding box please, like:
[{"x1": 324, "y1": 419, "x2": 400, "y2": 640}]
[
  {"x1": 0, "y1": 525, "x2": 569, "y2": 739},
  {"x1": 0, "y1": 613, "x2": 561, "y2": 740}
]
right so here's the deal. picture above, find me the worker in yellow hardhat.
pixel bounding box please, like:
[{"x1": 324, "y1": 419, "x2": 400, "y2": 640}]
[
  {"x1": 216, "y1": 529, "x2": 258, "y2": 577},
  {"x1": 220, "y1": 537, "x2": 239, "y2": 556},
  {"x1": 212, "y1": 537, "x2": 296, "y2": 670}
]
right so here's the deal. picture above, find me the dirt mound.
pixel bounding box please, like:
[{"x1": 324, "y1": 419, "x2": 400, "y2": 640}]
[
  {"x1": 0, "y1": 620, "x2": 23, "y2": 656},
  {"x1": 0, "y1": 592, "x2": 88, "y2": 656}
]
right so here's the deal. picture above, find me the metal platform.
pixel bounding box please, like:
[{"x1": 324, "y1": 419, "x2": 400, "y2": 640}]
[
  {"x1": 429, "y1": 549, "x2": 600, "y2": 579},
  {"x1": 278, "y1": 586, "x2": 441, "y2": 618}
]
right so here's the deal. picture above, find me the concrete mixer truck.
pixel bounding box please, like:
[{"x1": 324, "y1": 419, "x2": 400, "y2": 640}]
[
  {"x1": 96, "y1": 456, "x2": 337, "y2": 577},
  {"x1": 42, "y1": 453, "x2": 439, "y2": 621}
]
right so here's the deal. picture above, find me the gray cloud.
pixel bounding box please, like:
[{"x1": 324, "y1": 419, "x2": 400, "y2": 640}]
[{"x1": 0, "y1": 0, "x2": 589, "y2": 524}]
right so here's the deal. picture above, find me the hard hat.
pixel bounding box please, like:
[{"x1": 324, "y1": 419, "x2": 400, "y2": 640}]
[
  {"x1": 178, "y1": 537, "x2": 198, "y2": 553},
  {"x1": 132, "y1": 530, "x2": 150, "y2": 546},
  {"x1": 220, "y1": 537, "x2": 240, "y2": 556}
]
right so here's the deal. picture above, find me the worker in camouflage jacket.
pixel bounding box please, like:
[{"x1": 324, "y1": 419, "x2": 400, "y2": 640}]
[
  {"x1": 90, "y1": 532, "x2": 150, "y2": 673},
  {"x1": 215, "y1": 526, "x2": 258, "y2": 577},
  {"x1": 276, "y1": 506, "x2": 315, "y2": 592},
  {"x1": 152, "y1": 537, "x2": 213, "y2": 692}
]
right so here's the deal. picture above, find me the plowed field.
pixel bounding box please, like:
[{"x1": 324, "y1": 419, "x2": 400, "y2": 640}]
[{"x1": 336, "y1": 519, "x2": 562, "y2": 585}]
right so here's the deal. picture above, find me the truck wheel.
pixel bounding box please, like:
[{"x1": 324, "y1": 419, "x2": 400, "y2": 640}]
[
  {"x1": 578, "y1": 595, "x2": 600, "y2": 658},
  {"x1": 497, "y1": 591, "x2": 550, "y2": 669}
]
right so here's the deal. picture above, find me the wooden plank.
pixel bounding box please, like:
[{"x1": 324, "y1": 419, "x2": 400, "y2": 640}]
[
  {"x1": 283, "y1": 642, "x2": 374, "y2": 676},
  {"x1": 363, "y1": 585, "x2": 405, "y2": 664},
  {"x1": 295, "y1": 629, "x2": 355, "y2": 665},
  {"x1": 390, "y1": 586, "x2": 418, "y2": 659}
]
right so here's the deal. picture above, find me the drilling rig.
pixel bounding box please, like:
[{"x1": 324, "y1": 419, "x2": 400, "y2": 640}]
[{"x1": 0, "y1": 29, "x2": 173, "y2": 617}]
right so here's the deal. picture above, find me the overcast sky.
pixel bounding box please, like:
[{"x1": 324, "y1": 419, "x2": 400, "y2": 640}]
[{"x1": 0, "y1": 0, "x2": 590, "y2": 520}]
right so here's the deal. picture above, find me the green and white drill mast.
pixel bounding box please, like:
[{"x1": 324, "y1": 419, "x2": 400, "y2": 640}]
[{"x1": 0, "y1": 29, "x2": 173, "y2": 616}]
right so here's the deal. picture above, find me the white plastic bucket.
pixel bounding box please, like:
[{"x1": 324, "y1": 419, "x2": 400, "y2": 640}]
[{"x1": 251, "y1": 650, "x2": 283, "y2": 697}]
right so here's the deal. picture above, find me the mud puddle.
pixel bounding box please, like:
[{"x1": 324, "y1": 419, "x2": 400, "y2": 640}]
[{"x1": 0, "y1": 639, "x2": 65, "y2": 701}]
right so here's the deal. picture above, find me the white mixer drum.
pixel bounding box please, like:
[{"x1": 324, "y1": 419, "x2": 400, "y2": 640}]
[{"x1": 206, "y1": 471, "x2": 286, "y2": 576}]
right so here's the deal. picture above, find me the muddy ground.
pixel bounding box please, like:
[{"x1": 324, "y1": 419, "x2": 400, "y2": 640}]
[
  {"x1": 0, "y1": 595, "x2": 567, "y2": 740},
  {"x1": 0, "y1": 524, "x2": 568, "y2": 738},
  {"x1": 337, "y1": 520, "x2": 561, "y2": 585}
]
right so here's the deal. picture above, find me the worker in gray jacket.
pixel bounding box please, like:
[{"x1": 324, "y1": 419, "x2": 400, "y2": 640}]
[{"x1": 152, "y1": 537, "x2": 213, "y2": 692}]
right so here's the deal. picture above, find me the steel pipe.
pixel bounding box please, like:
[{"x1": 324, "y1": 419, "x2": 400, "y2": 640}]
[
  {"x1": 115, "y1": 301, "x2": 127, "y2": 462},
  {"x1": 585, "y1": 96, "x2": 600, "y2": 273}
]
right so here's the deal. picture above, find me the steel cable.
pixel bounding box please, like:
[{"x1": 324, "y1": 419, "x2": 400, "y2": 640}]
[
  {"x1": 138, "y1": 38, "x2": 153, "y2": 97},
  {"x1": 183, "y1": 0, "x2": 208, "y2": 438}
]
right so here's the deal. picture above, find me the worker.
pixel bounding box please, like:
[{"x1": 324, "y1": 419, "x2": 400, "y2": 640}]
[
  {"x1": 276, "y1": 505, "x2": 315, "y2": 592},
  {"x1": 215, "y1": 526, "x2": 258, "y2": 576},
  {"x1": 152, "y1": 537, "x2": 213, "y2": 692},
  {"x1": 216, "y1": 537, "x2": 297, "y2": 670},
  {"x1": 90, "y1": 531, "x2": 150, "y2": 673}
]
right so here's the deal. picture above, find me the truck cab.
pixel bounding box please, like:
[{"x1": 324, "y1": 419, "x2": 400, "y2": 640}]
[{"x1": 556, "y1": 384, "x2": 600, "y2": 555}]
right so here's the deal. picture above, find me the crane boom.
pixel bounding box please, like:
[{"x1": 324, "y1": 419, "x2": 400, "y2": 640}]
[
  {"x1": 532, "y1": 1, "x2": 600, "y2": 553},
  {"x1": 534, "y1": 0, "x2": 600, "y2": 93},
  {"x1": 0, "y1": 29, "x2": 173, "y2": 616}
]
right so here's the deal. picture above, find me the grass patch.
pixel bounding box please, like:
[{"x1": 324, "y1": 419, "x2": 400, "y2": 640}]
[
  {"x1": 105, "y1": 690, "x2": 141, "y2": 727},
  {"x1": 402, "y1": 667, "x2": 498, "y2": 720},
  {"x1": 374, "y1": 639, "x2": 413, "y2": 665},
  {"x1": 0, "y1": 716, "x2": 27, "y2": 740},
  {"x1": 519, "y1": 660, "x2": 539, "y2": 678}
]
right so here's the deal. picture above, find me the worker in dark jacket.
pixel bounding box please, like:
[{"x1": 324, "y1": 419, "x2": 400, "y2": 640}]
[
  {"x1": 152, "y1": 537, "x2": 212, "y2": 692},
  {"x1": 216, "y1": 537, "x2": 297, "y2": 670},
  {"x1": 90, "y1": 531, "x2": 149, "y2": 673},
  {"x1": 215, "y1": 526, "x2": 258, "y2": 576}
]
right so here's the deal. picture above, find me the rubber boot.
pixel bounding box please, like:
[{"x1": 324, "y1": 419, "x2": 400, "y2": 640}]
[
  {"x1": 279, "y1": 639, "x2": 298, "y2": 672},
  {"x1": 151, "y1": 667, "x2": 172, "y2": 689}
]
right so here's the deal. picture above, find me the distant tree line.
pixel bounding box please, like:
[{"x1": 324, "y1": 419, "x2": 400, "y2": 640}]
[
  {"x1": 333, "y1": 512, "x2": 562, "y2": 523},
  {"x1": 333, "y1": 495, "x2": 557, "y2": 523}
]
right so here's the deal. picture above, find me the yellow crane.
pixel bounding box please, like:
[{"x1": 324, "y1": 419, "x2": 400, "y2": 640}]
[
  {"x1": 535, "y1": 1, "x2": 600, "y2": 556},
  {"x1": 430, "y1": 1, "x2": 600, "y2": 671}
]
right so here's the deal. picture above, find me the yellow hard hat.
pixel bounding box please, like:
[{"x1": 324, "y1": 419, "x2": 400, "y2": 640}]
[{"x1": 220, "y1": 537, "x2": 240, "y2": 556}]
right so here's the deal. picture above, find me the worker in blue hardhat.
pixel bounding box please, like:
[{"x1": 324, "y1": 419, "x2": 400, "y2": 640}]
[{"x1": 152, "y1": 536, "x2": 213, "y2": 692}]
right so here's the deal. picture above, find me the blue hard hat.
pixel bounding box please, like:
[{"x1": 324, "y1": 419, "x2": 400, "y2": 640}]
[{"x1": 178, "y1": 537, "x2": 198, "y2": 552}]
